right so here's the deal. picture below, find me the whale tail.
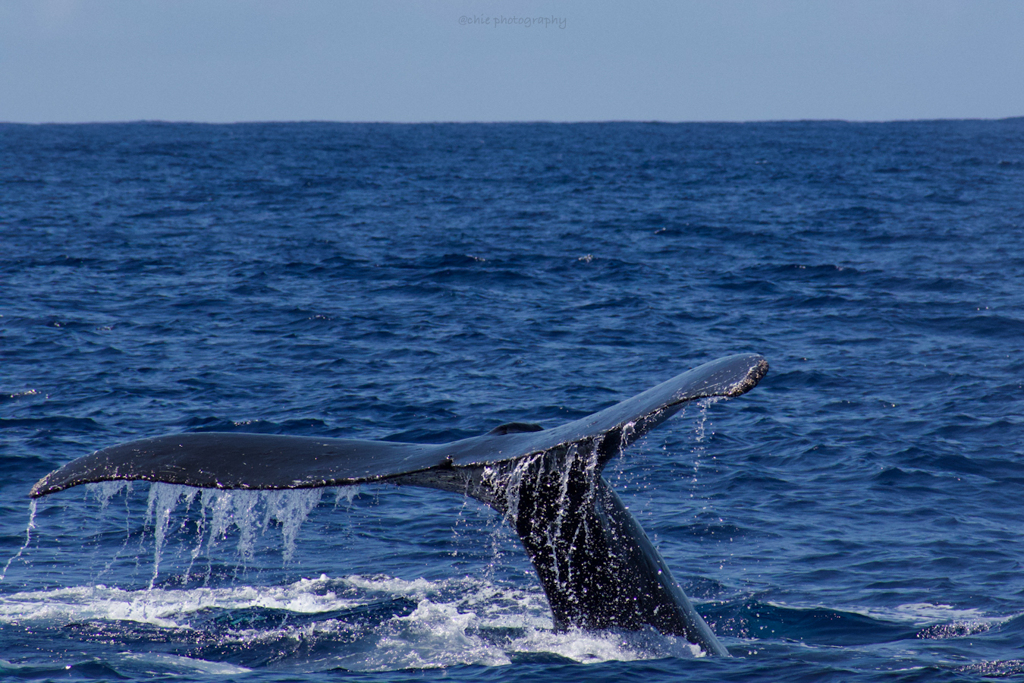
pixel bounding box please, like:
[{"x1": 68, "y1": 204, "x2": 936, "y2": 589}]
[{"x1": 30, "y1": 353, "x2": 769, "y2": 656}]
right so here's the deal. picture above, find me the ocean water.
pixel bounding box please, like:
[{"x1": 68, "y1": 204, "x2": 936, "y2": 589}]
[{"x1": 1, "y1": 120, "x2": 1023, "y2": 682}]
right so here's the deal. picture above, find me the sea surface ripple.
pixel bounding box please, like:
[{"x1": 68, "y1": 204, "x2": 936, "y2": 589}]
[{"x1": 2, "y1": 120, "x2": 1023, "y2": 681}]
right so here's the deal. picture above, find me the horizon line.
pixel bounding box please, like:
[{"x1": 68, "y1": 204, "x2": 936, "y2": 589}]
[{"x1": 3, "y1": 116, "x2": 1023, "y2": 126}]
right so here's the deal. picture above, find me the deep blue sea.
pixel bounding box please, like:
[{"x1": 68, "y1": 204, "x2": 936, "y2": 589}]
[{"x1": 2, "y1": 120, "x2": 1023, "y2": 682}]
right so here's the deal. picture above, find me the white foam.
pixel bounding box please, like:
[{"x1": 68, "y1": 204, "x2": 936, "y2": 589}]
[
  {"x1": 338, "y1": 575, "x2": 699, "y2": 667},
  {"x1": 344, "y1": 574, "x2": 440, "y2": 599},
  {"x1": 115, "y1": 652, "x2": 251, "y2": 675},
  {"x1": 861, "y1": 602, "x2": 997, "y2": 626},
  {"x1": 0, "y1": 576, "x2": 356, "y2": 629},
  {"x1": 795, "y1": 600, "x2": 1014, "y2": 641},
  {"x1": 0, "y1": 574, "x2": 700, "y2": 668},
  {"x1": 893, "y1": 602, "x2": 988, "y2": 623},
  {"x1": 509, "y1": 625, "x2": 703, "y2": 661},
  {"x1": 363, "y1": 599, "x2": 512, "y2": 670}
]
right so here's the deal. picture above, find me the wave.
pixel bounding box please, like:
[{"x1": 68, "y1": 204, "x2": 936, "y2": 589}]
[
  {"x1": 3, "y1": 572, "x2": 1014, "y2": 675},
  {"x1": 0, "y1": 574, "x2": 703, "y2": 673}
]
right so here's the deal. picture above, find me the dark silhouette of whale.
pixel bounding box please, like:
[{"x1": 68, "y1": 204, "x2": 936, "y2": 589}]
[{"x1": 31, "y1": 353, "x2": 768, "y2": 657}]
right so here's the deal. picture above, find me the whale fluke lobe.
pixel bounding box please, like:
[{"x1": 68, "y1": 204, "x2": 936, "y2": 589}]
[{"x1": 30, "y1": 353, "x2": 768, "y2": 656}]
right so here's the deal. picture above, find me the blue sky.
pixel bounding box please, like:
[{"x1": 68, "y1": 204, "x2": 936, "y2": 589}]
[{"x1": 2, "y1": 0, "x2": 1022, "y2": 123}]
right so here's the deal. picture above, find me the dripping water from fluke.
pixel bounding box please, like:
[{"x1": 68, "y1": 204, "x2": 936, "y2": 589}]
[
  {"x1": 0, "y1": 500, "x2": 37, "y2": 581},
  {"x1": 689, "y1": 397, "x2": 723, "y2": 496},
  {"x1": 82, "y1": 483, "x2": 335, "y2": 588}
]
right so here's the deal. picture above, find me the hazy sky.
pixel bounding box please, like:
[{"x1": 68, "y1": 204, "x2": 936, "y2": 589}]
[{"x1": 2, "y1": 0, "x2": 1022, "y2": 123}]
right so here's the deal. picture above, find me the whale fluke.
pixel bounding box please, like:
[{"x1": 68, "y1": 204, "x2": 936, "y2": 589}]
[{"x1": 30, "y1": 353, "x2": 769, "y2": 656}]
